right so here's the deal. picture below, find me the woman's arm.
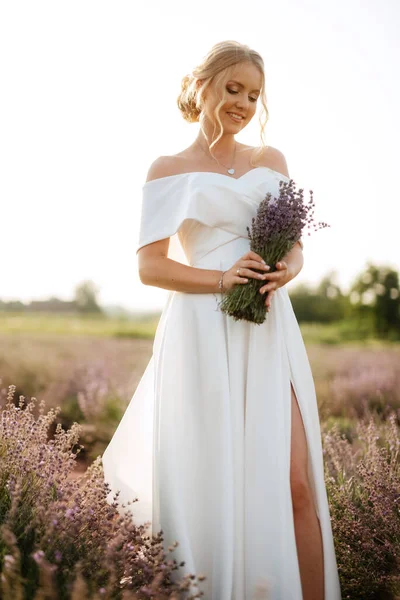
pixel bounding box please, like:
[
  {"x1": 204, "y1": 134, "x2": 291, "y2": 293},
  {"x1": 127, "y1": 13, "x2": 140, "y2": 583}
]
[
  {"x1": 138, "y1": 236, "x2": 225, "y2": 294},
  {"x1": 139, "y1": 250, "x2": 223, "y2": 294},
  {"x1": 282, "y1": 240, "x2": 304, "y2": 284},
  {"x1": 138, "y1": 158, "x2": 224, "y2": 294}
]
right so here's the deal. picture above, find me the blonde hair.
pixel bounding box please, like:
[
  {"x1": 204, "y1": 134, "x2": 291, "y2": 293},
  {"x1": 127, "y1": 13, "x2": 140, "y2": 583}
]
[{"x1": 177, "y1": 40, "x2": 269, "y2": 165}]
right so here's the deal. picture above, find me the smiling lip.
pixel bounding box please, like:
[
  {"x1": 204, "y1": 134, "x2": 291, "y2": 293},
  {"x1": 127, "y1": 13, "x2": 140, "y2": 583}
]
[{"x1": 227, "y1": 112, "x2": 245, "y2": 121}]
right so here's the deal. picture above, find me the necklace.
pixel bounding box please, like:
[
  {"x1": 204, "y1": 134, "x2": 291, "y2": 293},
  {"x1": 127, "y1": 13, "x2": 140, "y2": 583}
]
[{"x1": 196, "y1": 139, "x2": 237, "y2": 175}]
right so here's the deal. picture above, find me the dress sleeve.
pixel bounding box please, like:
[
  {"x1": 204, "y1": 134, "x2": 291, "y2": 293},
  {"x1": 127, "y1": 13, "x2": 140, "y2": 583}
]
[{"x1": 136, "y1": 178, "x2": 186, "y2": 254}]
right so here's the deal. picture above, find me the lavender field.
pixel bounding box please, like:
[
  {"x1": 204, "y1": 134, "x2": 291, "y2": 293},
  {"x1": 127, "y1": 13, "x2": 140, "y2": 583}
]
[{"x1": 1, "y1": 327, "x2": 400, "y2": 599}]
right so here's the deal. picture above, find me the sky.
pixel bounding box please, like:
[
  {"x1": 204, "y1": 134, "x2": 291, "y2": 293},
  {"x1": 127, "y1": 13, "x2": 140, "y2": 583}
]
[{"x1": 1, "y1": 0, "x2": 399, "y2": 312}]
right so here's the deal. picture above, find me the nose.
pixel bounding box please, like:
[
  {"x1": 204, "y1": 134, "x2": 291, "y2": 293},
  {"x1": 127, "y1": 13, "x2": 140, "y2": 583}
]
[{"x1": 234, "y1": 92, "x2": 249, "y2": 112}]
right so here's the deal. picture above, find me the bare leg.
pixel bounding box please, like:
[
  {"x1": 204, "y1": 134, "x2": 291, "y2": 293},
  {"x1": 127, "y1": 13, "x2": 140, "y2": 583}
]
[{"x1": 290, "y1": 382, "x2": 325, "y2": 600}]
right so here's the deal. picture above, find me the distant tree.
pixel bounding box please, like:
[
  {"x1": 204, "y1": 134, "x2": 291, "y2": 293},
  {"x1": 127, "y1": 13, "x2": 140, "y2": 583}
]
[
  {"x1": 288, "y1": 282, "x2": 318, "y2": 322},
  {"x1": 349, "y1": 262, "x2": 400, "y2": 337},
  {"x1": 73, "y1": 280, "x2": 103, "y2": 314},
  {"x1": 314, "y1": 270, "x2": 348, "y2": 321},
  {"x1": 289, "y1": 270, "x2": 347, "y2": 323},
  {"x1": 0, "y1": 299, "x2": 27, "y2": 312}
]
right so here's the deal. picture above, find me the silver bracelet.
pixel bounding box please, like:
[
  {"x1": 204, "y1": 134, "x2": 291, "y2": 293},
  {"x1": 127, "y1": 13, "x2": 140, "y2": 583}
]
[
  {"x1": 218, "y1": 270, "x2": 226, "y2": 293},
  {"x1": 213, "y1": 270, "x2": 226, "y2": 311}
]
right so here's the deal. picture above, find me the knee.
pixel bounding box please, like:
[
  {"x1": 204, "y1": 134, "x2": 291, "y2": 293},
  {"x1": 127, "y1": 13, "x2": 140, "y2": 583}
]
[{"x1": 290, "y1": 473, "x2": 313, "y2": 512}]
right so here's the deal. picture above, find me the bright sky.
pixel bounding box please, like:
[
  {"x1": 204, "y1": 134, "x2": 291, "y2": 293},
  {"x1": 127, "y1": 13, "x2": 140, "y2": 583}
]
[{"x1": 1, "y1": 0, "x2": 399, "y2": 312}]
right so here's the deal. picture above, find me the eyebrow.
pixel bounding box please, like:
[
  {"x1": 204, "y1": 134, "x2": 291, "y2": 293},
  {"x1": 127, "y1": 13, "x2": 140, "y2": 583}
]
[{"x1": 228, "y1": 80, "x2": 261, "y2": 93}]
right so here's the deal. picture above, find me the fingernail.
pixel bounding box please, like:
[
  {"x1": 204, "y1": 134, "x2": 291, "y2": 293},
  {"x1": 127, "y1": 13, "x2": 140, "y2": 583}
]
[{"x1": 261, "y1": 259, "x2": 266, "y2": 264}]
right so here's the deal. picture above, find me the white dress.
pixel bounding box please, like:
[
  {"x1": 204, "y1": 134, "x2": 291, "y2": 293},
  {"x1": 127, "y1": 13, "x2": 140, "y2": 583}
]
[{"x1": 102, "y1": 166, "x2": 342, "y2": 600}]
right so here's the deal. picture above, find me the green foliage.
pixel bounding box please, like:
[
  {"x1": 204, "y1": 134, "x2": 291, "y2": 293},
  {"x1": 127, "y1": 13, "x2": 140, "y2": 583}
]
[
  {"x1": 323, "y1": 415, "x2": 357, "y2": 442},
  {"x1": 289, "y1": 263, "x2": 400, "y2": 342},
  {"x1": 0, "y1": 312, "x2": 158, "y2": 338},
  {"x1": 299, "y1": 320, "x2": 378, "y2": 345},
  {"x1": 348, "y1": 262, "x2": 400, "y2": 339},
  {"x1": 289, "y1": 270, "x2": 349, "y2": 323}
]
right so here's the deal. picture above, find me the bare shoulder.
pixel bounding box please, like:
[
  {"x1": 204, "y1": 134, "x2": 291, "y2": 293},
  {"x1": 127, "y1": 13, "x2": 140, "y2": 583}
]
[
  {"x1": 144, "y1": 154, "x2": 189, "y2": 184},
  {"x1": 247, "y1": 144, "x2": 290, "y2": 178},
  {"x1": 145, "y1": 155, "x2": 178, "y2": 183}
]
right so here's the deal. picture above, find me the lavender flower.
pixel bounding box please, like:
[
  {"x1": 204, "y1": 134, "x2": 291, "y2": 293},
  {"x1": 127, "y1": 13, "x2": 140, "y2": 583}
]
[
  {"x1": 322, "y1": 410, "x2": 400, "y2": 598},
  {"x1": 0, "y1": 384, "x2": 206, "y2": 599},
  {"x1": 219, "y1": 179, "x2": 330, "y2": 324}
]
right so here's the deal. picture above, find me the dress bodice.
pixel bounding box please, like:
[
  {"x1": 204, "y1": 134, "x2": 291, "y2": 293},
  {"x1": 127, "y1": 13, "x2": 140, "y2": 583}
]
[{"x1": 137, "y1": 167, "x2": 290, "y2": 268}]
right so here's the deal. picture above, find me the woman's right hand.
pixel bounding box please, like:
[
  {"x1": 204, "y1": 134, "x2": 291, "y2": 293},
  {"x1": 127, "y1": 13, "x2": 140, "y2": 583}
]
[{"x1": 221, "y1": 250, "x2": 271, "y2": 293}]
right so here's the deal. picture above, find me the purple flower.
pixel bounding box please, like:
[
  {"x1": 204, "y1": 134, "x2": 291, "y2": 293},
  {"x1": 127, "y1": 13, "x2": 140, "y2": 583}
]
[{"x1": 220, "y1": 178, "x2": 330, "y2": 324}]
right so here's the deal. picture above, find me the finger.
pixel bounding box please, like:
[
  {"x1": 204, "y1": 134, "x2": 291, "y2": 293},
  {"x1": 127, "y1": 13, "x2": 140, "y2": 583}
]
[
  {"x1": 265, "y1": 290, "x2": 275, "y2": 309},
  {"x1": 238, "y1": 267, "x2": 269, "y2": 281},
  {"x1": 260, "y1": 282, "x2": 278, "y2": 293},
  {"x1": 241, "y1": 260, "x2": 270, "y2": 271},
  {"x1": 276, "y1": 261, "x2": 288, "y2": 270},
  {"x1": 247, "y1": 251, "x2": 266, "y2": 264},
  {"x1": 233, "y1": 268, "x2": 250, "y2": 284},
  {"x1": 252, "y1": 260, "x2": 270, "y2": 271},
  {"x1": 235, "y1": 274, "x2": 249, "y2": 284},
  {"x1": 260, "y1": 269, "x2": 286, "y2": 281},
  {"x1": 248, "y1": 268, "x2": 270, "y2": 280}
]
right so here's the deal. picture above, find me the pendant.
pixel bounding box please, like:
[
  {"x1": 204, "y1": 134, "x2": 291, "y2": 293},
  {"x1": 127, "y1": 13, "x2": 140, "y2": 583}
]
[{"x1": 227, "y1": 168, "x2": 235, "y2": 175}]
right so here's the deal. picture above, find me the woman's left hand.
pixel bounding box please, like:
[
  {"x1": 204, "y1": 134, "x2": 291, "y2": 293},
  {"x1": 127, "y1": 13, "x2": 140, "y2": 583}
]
[{"x1": 259, "y1": 261, "x2": 291, "y2": 311}]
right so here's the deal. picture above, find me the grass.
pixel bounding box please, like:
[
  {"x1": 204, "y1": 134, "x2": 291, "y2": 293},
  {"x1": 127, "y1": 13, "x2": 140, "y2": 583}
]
[
  {"x1": 1, "y1": 311, "x2": 398, "y2": 347},
  {"x1": 0, "y1": 312, "x2": 160, "y2": 339}
]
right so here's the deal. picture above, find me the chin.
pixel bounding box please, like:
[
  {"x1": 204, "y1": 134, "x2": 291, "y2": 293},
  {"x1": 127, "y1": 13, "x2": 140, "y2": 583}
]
[{"x1": 224, "y1": 118, "x2": 244, "y2": 130}]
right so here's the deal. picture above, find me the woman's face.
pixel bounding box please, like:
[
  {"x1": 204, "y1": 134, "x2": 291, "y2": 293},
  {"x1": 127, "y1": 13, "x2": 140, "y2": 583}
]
[{"x1": 201, "y1": 60, "x2": 262, "y2": 133}]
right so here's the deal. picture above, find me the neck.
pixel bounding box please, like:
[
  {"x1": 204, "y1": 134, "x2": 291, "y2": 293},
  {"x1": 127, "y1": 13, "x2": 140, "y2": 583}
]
[{"x1": 195, "y1": 129, "x2": 236, "y2": 160}]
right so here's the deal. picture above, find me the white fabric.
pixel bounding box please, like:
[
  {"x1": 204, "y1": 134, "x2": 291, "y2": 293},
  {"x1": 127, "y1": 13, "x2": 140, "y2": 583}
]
[{"x1": 102, "y1": 166, "x2": 342, "y2": 600}]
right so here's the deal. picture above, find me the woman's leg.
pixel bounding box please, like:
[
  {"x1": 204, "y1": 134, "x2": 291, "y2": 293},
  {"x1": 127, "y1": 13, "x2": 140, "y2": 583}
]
[{"x1": 290, "y1": 382, "x2": 325, "y2": 600}]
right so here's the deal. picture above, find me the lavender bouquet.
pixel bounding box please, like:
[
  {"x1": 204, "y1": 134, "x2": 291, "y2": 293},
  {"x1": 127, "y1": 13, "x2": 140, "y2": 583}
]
[{"x1": 218, "y1": 178, "x2": 330, "y2": 324}]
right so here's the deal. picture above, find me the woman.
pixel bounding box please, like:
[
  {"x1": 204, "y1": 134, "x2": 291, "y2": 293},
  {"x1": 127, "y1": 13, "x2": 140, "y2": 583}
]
[{"x1": 102, "y1": 40, "x2": 342, "y2": 600}]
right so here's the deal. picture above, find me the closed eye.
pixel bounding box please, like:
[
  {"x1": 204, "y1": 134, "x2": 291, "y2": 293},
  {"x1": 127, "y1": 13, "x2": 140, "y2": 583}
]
[{"x1": 227, "y1": 88, "x2": 258, "y2": 103}]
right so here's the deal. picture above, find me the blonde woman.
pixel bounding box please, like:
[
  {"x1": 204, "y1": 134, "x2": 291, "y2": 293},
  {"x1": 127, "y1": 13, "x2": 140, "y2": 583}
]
[{"x1": 102, "y1": 41, "x2": 342, "y2": 600}]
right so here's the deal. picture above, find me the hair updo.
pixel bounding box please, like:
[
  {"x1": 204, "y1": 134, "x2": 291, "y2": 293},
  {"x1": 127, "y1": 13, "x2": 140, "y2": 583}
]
[
  {"x1": 176, "y1": 40, "x2": 270, "y2": 158},
  {"x1": 177, "y1": 74, "x2": 201, "y2": 123}
]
